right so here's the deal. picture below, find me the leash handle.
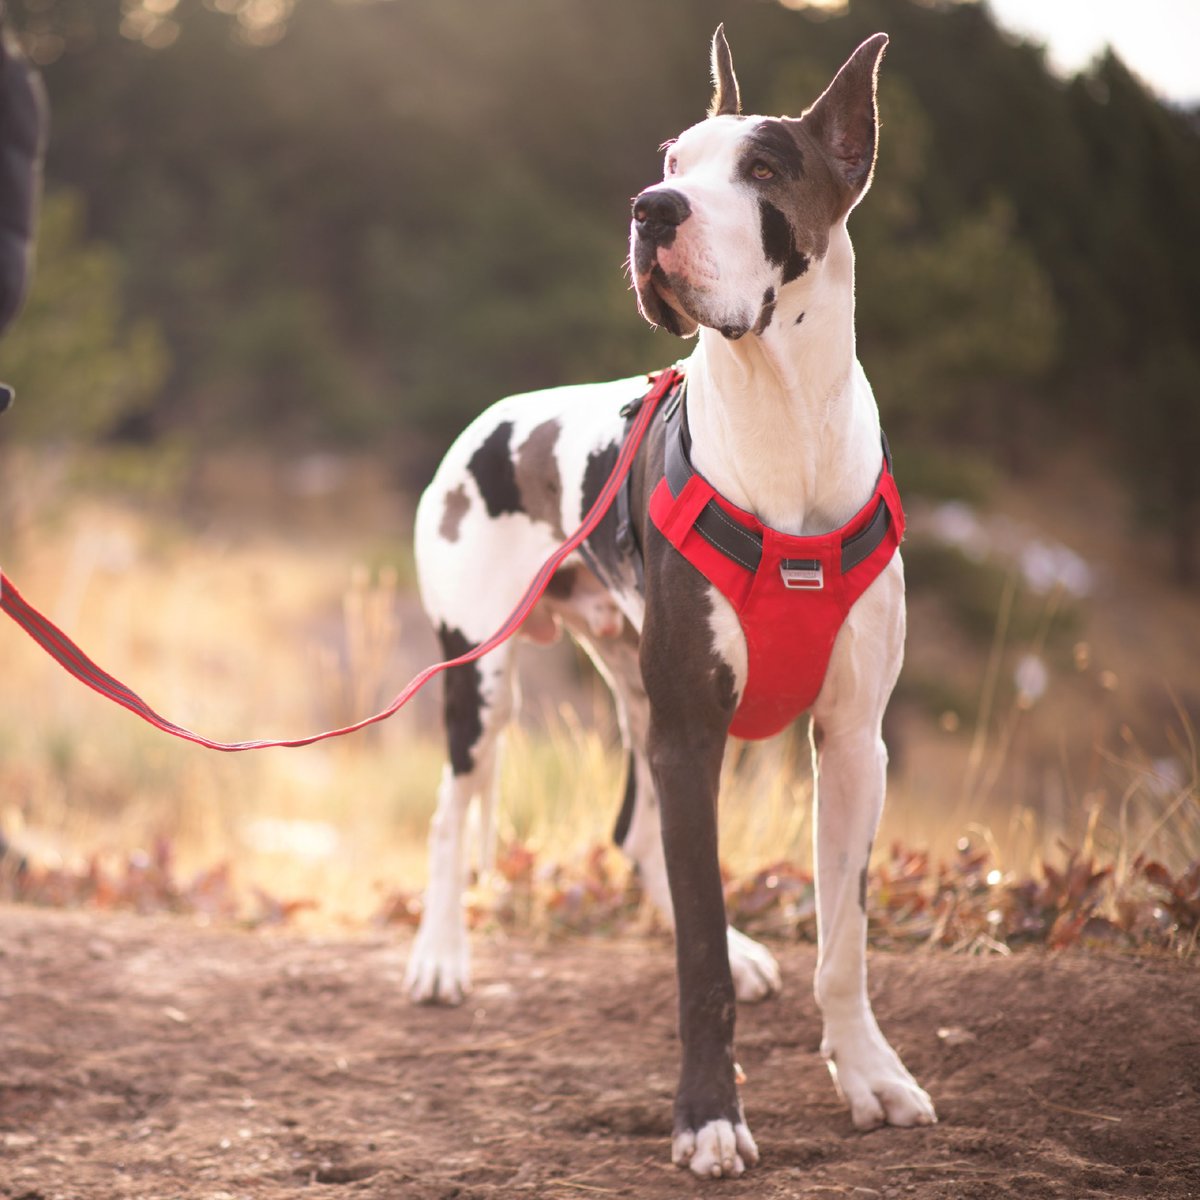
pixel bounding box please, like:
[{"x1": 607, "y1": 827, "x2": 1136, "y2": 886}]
[{"x1": 0, "y1": 369, "x2": 679, "y2": 752}]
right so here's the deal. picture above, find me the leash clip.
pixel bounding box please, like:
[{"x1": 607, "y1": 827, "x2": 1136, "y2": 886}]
[{"x1": 780, "y1": 559, "x2": 824, "y2": 590}]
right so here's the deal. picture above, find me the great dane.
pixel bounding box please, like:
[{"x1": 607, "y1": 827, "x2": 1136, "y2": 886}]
[{"x1": 408, "y1": 26, "x2": 935, "y2": 1178}]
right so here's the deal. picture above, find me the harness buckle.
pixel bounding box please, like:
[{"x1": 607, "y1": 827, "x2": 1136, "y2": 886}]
[{"x1": 780, "y1": 559, "x2": 824, "y2": 590}]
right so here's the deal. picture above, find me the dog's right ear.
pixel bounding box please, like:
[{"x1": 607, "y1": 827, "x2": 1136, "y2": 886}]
[
  {"x1": 708, "y1": 24, "x2": 741, "y2": 118},
  {"x1": 802, "y1": 32, "x2": 888, "y2": 211}
]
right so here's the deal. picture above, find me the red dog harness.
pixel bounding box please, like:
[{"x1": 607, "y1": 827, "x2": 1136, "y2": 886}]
[{"x1": 647, "y1": 383, "x2": 904, "y2": 740}]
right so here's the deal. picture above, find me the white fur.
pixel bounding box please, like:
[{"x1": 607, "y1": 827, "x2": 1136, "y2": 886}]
[
  {"x1": 413, "y1": 377, "x2": 645, "y2": 643},
  {"x1": 808, "y1": 555, "x2": 934, "y2": 1128},
  {"x1": 672, "y1": 1117, "x2": 759, "y2": 1179},
  {"x1": 684, "y1": 226, "x2": 881, "y2": 537},
  {"x1": 405, "y1": 766, "x2": 475, "y2": 1004},
  {"x1": 705, "y1": 583, "x2": 747, "y2": 700},
  {"x1": 725, "y1": 925, "x2": 782, "y2": 1002}
]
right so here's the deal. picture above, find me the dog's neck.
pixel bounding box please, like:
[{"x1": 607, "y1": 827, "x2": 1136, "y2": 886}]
[{"x1": 683, "y1": 223, "x2": 882, "y2": 537}]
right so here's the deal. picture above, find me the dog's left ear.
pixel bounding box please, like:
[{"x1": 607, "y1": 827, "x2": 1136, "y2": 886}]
[
  {"x1": 708, "y1": 24, "x2": 741, "y2": 117},
  {"x1": 802, "y1": 32, "x2": 888, "y2": 210}
]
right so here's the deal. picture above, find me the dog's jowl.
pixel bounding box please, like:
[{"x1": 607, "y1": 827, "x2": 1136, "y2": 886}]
[{"x1": 409, "y1": 25, "x2": 935, "y2": 1179}]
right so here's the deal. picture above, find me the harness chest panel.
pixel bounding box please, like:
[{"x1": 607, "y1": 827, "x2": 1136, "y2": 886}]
[{"x1": 647, "y1": 391, "x2": 904, "y2": 741}]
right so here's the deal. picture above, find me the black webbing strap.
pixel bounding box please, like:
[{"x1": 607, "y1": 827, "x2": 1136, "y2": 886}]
[
  {"x1": 612, "y1": 374, "x2": 687, "y2": 590},
  {"x1": 614, "y1": 410, "x2": 643, "y2": 589},
  {"x1": 663, "y1": 401, "x2": 894, "y2": 577},
  {"x1": 841, "y1": 481, "x2": 892, "y2": 571}
]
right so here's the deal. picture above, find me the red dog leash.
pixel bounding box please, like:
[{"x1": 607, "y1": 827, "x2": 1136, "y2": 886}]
[{"x1": 0, "y1": 369, "x2": 680, "y2": 752}]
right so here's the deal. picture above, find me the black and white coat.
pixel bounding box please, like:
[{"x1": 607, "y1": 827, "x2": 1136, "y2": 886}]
[{"x1": 408, "y1": 28, "x2": 935, "y2": 1180}]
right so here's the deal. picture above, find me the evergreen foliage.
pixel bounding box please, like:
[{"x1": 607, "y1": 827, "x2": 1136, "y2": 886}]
[
  {"x1": 1, "y1": 0, "x2": 1197, "y2": 578},
  {"x1": 1, "y1": 191, "x2": 168, "y2": 441}
]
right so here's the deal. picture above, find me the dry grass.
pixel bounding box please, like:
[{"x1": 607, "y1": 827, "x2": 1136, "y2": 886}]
[{"x1": 1, "y1": 447, "x2": 1196, "y2": 938}]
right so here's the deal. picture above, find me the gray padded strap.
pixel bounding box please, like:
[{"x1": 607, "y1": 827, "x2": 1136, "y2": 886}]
[{"x1": 663, "y1": 401, "x2": 893, "y2": 577}]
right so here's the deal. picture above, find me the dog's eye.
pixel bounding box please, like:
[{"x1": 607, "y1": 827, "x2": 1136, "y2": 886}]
[
  {"x1": 666, "y1": 155, "x2": 679, "y2": 175},
  {"x1": 750, "y1": 161, "x2": 775, "y2": 181}
]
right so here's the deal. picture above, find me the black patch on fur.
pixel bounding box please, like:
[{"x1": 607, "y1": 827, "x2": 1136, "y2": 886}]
[
  {"x1": 633, "y1": 239, "x2": 656, "y2": 278},
  {"x1": 439, "y1": 484, "x2": 471, "y2": 542},
  {"x1": 795, "y1": 310, "x2": 806, "y2": 326},
  {"x1": 759, "y1": 200, "x2": 791, "y2": 265},
  {"x1": 784, "y1": 253, "x2": 810, "y2": 284},
  {"x1": 660, "y1": 307, "x2": 683, "y2": 337},
  {"x1": 740, "y1": 119, "x2": 805, "y2": 181},
  {"x1": 646, "y1": 222, "x2": 678, "y2": 250},
  {"x1": 514, "y1": 418, "x2": 565, "y2": 536},
  {"x1": 544, "y1": 566, "x2": 576, "y2": 599},
  {"x1": 612, "y1": 751, "x2": 637, "y2": 847},
  {"x1": 753, "y1": 286, "x2": 776, "y2": 335},
  {"x1": 759, "y1": 200, "x2": 810, "y2": 283},
  {"x1": 714, "y1": 659, "x2": 738, "y2": 714},
  {"x1": 438, "y1": 624, "x2": 484, "y2": 776},
  {"x1": 650, "y1": 265, "x2": 684, "y2": 336},
  {"x1": 467, "y1": 421, "x2": 522, "y2": 518}
]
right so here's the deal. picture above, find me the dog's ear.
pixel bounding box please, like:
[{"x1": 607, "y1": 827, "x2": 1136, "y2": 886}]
[
  {"x1": 801, "y1": 32, "x2": 888, "y2": 210},
  {"x1": 708, "y1": 24, "x2": 741, "y2": 118}
]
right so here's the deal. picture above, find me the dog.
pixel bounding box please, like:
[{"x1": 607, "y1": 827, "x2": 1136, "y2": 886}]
[{"x1": 407, "y1": 26, "x2": 935, "y2": 1179}]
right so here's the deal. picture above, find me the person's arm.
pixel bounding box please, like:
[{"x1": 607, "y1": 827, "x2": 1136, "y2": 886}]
[{"x1": 0, "y1": 19, "x2": 47, "y2": 340}]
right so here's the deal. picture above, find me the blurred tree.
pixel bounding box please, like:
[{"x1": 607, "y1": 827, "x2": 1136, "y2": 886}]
[
  {"x1": 0, "y1": 0, "x2": 1196, "y2": 585},
  {"x1": 0, "y1": 190, "x2": 167, "y2": 442},
  {"x1": 848, "y1": 76, "x2": 1060, "y2": 453},
  {"x1": 1120, "y1": 343, "x2": 1200, "y2": 586}
]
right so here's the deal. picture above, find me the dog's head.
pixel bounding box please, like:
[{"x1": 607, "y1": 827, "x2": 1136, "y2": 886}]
[{"x1": 630, "y1": 26, "x2": 887, "y2": 339}]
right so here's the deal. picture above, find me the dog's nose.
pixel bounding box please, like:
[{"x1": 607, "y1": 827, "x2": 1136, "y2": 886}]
[{"x1": 632, "y1": 188, "x2": 691, "y2": 241}]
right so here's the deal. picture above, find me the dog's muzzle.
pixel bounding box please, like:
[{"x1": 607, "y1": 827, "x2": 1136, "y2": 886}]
[
  {"x1": 631, "y1": 188, "x2": 700, "y2": 337},
  {"x1": 632, "y1": 188, "x2": 691, "y2": 248}
]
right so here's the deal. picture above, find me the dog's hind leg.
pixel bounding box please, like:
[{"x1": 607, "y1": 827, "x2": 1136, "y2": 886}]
[
  {"x1": 581, "y1": 631, "x2": 781, "y2": 1004},
  {"x1": 405, "y1": 634, "x2": 515, "y2": 1006}
]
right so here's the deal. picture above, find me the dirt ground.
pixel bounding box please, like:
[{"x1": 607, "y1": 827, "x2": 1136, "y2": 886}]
[{"x1": 1, "y1": 907, "x2": 1197, "y2": 1200}]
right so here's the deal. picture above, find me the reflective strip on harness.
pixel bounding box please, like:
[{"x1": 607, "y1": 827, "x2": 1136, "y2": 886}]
[{"x1": 648, "y1": 399, "x2": 904, "y2": 741}]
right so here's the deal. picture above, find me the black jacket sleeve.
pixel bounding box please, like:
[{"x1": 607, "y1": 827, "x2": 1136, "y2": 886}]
[{"x1": 0, "y1": 26, "x2": 48, "y2": 337}]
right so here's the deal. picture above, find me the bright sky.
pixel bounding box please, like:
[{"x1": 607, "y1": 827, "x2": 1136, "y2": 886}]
[{"x1": 986, "y1": 0, "x2": 1200, "y2": 105}]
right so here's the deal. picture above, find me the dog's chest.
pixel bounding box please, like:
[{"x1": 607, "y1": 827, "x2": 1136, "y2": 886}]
[{"x1": 644, "y1": 385, "x2": 905, "y2": 738}]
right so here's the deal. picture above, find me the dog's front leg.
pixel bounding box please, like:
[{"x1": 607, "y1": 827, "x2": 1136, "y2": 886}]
[
  {"x1": 650, "y1": 719, "x2": 758, "y2": 1178},
  {"x1": 810, "y1": 563, "x2": 935, "y2": 1131},
  {"x1": 641, "y1": 560, "x2": 757, "y2": 1179}
]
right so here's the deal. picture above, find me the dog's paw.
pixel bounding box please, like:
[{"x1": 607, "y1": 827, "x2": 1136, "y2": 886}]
[
  {"x1": 726, "y1": 926, "x2": 781, "y2": 1003},
  {"x1": 404, "y1": 928, "x2": 470, "y2": 1006},
  {"x1": 672, "y1": 1118, "x2": 759, "y2": 1179},
  {"x1": 822, "y1": 1020, "x2": 936, "y2": 1131}
]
